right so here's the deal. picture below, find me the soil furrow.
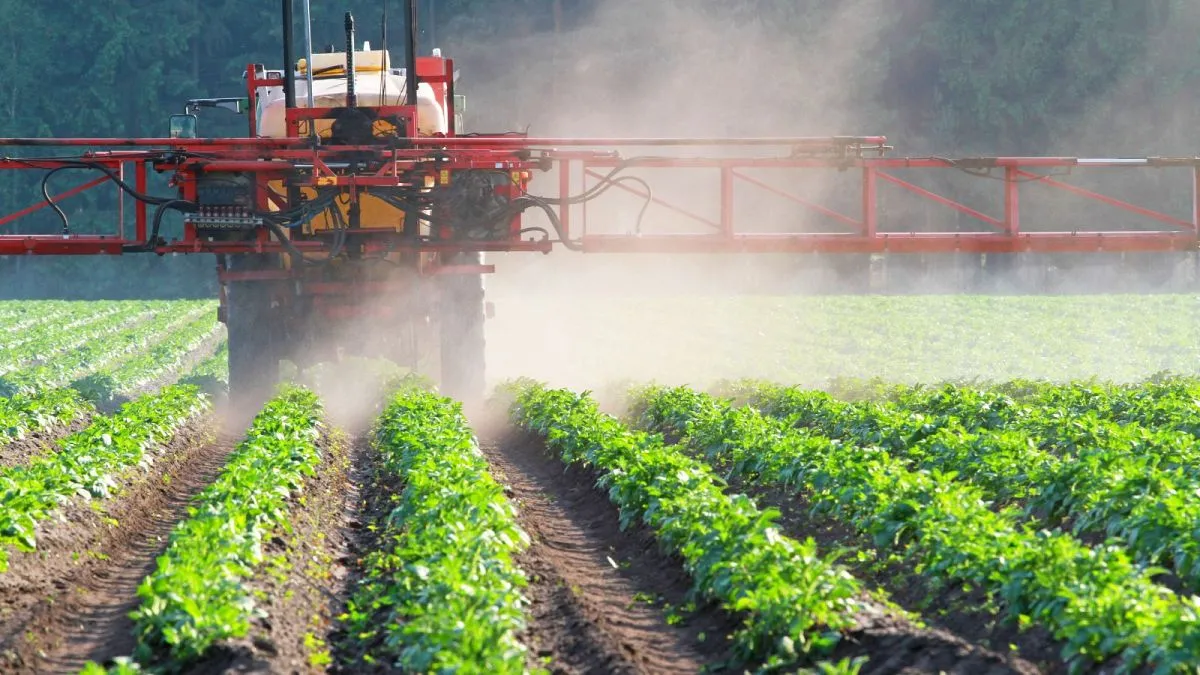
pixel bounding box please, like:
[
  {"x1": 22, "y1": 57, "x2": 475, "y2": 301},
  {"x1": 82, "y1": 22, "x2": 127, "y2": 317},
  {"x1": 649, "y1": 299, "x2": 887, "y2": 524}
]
[
  {"x1": 327, "y1": 436, "x2": 395, "y2": 674},
  {"x1": 133, "y1": 328, "x2": 226, "y2": 401},
  {"x1": 739, "y1": 482, "x2": 1053, "y2": 675},
  {"x1": 0, "y1": 417, "x2": 236, "y2": 674},
  {"x1": 0, "y1": 413, "x2": 93, "y2": 468},
  {"x1": 480, "y1": 429, "x2": 742, "y2": 675},
  {"x1": 193, "y1": 426, "x2": 357, "y2": 674}
]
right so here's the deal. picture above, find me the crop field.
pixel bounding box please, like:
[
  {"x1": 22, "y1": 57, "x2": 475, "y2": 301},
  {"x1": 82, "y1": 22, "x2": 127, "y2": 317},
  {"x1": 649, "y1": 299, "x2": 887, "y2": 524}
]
[
  {"x1": 1, "y1": 297, "x2": 1199, "y2": 674},
  {"x1": 486, "y1": 293, "x2": 1200, "y2": 388}
]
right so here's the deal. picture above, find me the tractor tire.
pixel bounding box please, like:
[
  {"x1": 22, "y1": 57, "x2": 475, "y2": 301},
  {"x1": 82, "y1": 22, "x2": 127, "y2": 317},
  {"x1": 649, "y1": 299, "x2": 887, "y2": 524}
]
[
  {"x1": 225, "y1": 254, "x2": 282, "y2": 416},
  {"x1": 437, "y1": 252, "x2": 486, "y2": 404}
]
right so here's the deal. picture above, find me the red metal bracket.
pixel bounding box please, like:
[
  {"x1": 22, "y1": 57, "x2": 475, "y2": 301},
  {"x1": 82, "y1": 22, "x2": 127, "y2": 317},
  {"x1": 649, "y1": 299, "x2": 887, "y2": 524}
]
[{"x1": 424, "y1": 264, "x2": 497, "y2": 276}]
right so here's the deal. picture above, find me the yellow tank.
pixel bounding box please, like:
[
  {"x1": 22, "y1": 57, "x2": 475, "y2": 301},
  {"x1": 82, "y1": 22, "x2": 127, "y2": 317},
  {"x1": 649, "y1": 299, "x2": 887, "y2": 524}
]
[{"x1": 257, "y1": 46, "x2": 446, "y2": 235}]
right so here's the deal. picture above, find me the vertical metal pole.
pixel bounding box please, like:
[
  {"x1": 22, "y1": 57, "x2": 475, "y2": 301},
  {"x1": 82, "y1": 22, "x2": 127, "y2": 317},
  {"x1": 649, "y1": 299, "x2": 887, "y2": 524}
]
[
  {"x1": 282, "y1": 0, "x2": 296, "y2": 109},
  {"x1": 861, "y1": 166, "x2": 877, "y2": 237},
  {"x1": 302, "y1": 0, "x2": 315, "y2": 109},
  {"x1": 1004, "y1": 165, "x2": 1020, "y2": 235},
  {"x1": 135, "y1": 162, "x2": 148, "y2": 242},
  {"x1": 559, "y1": 159, "x2": 571, "y2": 239},
  {"x1": 446, "y1": 57, "x2": 456, "y2": 135},
  {"x1": 117, "y1": 162, "x2": 125, "y2": 240},
  {"x1": 345, "y1": 12, "x2": 357, "y2": 108},
  {"x1": 720, "y1": 166, "x2": 734, "y2": 238},
  {"x1": 429, "y1": 0, "x2": 436, "y2": 47},
  {"x1": 404, "y1": 0, "x2": 418, "y2": 107}
]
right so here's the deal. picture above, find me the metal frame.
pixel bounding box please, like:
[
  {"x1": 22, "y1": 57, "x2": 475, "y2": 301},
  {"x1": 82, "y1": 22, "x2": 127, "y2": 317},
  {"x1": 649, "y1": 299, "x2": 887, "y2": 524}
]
[
  {"x1": 0, "y1": 49, "x2": 1196, "y2": 261},
  {"x1": 2, "y1": 144, "x2": 1197, "y2": 257}
]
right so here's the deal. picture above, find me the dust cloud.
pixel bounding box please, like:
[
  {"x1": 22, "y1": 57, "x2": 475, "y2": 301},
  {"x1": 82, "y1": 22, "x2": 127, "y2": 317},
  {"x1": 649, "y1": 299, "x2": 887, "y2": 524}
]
[
  {"x1": 434, "y1": 0, "x2": 902, "y2": 393},
  {"x1": 300, "y1": 1, "x2": 1199, "y2": 402},
  {"x1": 425, "y1": 0, "x2": 1200, "y2": 393}
]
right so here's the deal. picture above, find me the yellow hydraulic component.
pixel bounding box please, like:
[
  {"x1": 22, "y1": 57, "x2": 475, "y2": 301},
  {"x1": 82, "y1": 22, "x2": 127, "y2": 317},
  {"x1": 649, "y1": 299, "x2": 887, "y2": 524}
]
[{"x1": 267, "y1": 181, "x2": 407, "y2": 233}]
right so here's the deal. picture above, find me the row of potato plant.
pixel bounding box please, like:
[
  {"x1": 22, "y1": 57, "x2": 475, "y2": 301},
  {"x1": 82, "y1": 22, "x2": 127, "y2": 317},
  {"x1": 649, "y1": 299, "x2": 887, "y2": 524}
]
[
  {"x1": 0, "y1": 300, "x2": 83, "y2": 333},
  {"x1": 736, "y1": 381, "x2": 1200, "y2": 591},
  {"x1": 0, "y1": 301, "x2": 137, "y2": 361},
  {"x1": 0, "y1": 301, "x2": 211, "y2": 396},
  {"x1": 72, "y1": 311, "x2": 221, "y2": 403},
  {"x1": 0, "y1": 386, "x2": 93, "y2": 449},
  {"x1": 630, "y1": 385, "x2": 1200, "y2": 674},
  {"x1": 0, "y1": 384, "x2": 208, "y2": 572},
  {"x1": 104, "y1": 385, "x2": 324, "y2": 671},
  {"x1": 341, "y1": 384, "x2": 535, "y2": 673},
  {"x1": 178, "y1": 342, "x2": 229, "y2": 395},
  {"x1": 505, "y1": 379, "x2": 868, "y2": 670},
  {"x1": 820, "y1": 375, "x2": 1200, "y2": 433},
  {"x1": 0, "y1": 334, "x2": 225, "y2": 456}
]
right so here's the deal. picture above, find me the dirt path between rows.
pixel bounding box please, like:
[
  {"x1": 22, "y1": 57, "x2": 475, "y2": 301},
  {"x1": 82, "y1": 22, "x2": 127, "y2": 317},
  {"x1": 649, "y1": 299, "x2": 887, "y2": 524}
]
[
  {"x1": 0, "y1": 414, "x2": 93, "y2": 468},
  {"x1": 736, "y1": 483, "x2": 1049, "y2": 675},
  {"x1": 0, "y1": 417, "x2": 238, "y2": 674},
  {"x1": 194, "y1": 427, "x2": 358, "y2": 674},
  {"x1": 480, "y1": 430, "x2": 743, "y2": 675}
]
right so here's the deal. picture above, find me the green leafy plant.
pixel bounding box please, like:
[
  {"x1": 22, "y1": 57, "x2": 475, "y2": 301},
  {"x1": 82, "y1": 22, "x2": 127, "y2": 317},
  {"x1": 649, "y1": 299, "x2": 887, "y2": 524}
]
[
  {"x1": 0, "y1": 384, "x2": 209, "y2": 571},
  {"x1": 119, "y1": 385, "x2": 324, "y2": 669},
  {"x1": 631, "y1": 384, "x2": 1200, "y2": 673},
  {"x1": 509, "y1": 381, "x2": 867, "y2": 669},
  {"x1": 341, "y1": 386, "x2": 536, "y2": 673}
]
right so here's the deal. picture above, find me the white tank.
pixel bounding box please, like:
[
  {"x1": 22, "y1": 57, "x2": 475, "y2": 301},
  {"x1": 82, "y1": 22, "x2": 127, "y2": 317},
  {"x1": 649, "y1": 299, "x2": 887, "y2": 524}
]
[{"x1": 257, "y1": 49, "x2": 447, "y2": 138}]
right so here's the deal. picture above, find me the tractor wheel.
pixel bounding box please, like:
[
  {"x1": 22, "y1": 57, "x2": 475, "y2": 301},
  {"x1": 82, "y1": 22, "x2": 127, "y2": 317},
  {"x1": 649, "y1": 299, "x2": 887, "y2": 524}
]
[
  {"x1": 225, "y1": 254, "x2": 282, "y2": 416},
  {"x1": 437, "y1": 252, "x2": 486, "y2": 403}
]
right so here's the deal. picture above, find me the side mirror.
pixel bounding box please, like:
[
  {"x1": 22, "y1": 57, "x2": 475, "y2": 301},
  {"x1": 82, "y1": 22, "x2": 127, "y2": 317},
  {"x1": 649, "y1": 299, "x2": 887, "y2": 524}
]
[{"x1": 169, "y1": 114, "x2": 198, "y2": 138}]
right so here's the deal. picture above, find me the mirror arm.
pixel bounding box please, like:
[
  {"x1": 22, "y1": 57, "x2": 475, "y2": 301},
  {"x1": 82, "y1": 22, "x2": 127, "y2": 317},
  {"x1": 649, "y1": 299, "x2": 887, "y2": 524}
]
[{"x1": 185, "y1": 97, "x2": 248, "y2": 115}]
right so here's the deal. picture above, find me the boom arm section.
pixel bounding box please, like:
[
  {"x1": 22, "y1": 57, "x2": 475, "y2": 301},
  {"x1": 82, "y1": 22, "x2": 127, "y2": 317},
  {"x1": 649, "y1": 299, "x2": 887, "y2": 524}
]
[{"x1": 0, "y1": 138, "x2": 1197, "y2": 258}]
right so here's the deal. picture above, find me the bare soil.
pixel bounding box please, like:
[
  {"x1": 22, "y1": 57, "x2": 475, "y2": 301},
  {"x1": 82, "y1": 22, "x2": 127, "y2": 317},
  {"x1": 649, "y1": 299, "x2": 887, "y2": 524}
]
[
  {"x1": 0, "y1": 414, "x2": 92, "y2": 468},
  {"x1": 186, "y1": 427, "x2": 357, "y2": 675},
  {"x1": 0, "y1": 415, "x2": 233, "y2": 673},
  {"x1": 486, "y1": 418, "x2": 1047, "y2": 675},
  {"x1": 738, "y1": 482, "x2": 1086, "y2": 674},
  {"x1": 326, "y1": 438, "x2": 399, "y2": 674},
  {"x1": 480, "y1": 429, "x2": 745, "y2": 675}
]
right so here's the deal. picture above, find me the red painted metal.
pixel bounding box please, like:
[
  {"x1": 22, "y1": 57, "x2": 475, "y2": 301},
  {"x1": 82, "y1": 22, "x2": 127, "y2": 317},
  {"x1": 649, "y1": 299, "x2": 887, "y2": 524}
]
[
  {"x1": 876, "y1": 171, "x2": 1002, "y2": 229},
  {"x1": 1014, "y1": 169, "x2": 1195, "y2": 231},
  {"x1": 558, "y1": 159, "x2": 572, "y2": 239},
  {"x1": 0, "y1": 135, "x2": 889, "y2": 150},
  {"x1": 862, "y1": 167, "x2": 878, "y2": 236},
  {"x1": 0, "y1": 175, "x2": 108, "y2": 229},
  {"x1": 0, "y1": 236, "x2": 126, "y2": 255},
  {"x1": 134, "y1": 161, "x2": 147, "y2": 242},
  {"x1": 580, "y1": 232, "x2": 1197, "y2": 254},
  {"x1": 0, "y1": 125, "x2": 1197, "y2": 257},
  {"x1": 730, "y1": 170, "x2": 860, "y2": 229},
  {"x1": 117, "y1": 163, "x2": 125, "y2": 237},
  {"x1": 425, "y1": 264, "x2": 497, "y2": 276},
  {"x1": 720, "y1": 167, "x2": 734, "y2": 237},
  {"x1": 1004, "y1": 167, "x2": 1020, "y2": 235}
]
